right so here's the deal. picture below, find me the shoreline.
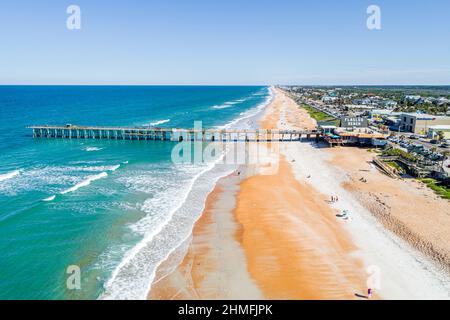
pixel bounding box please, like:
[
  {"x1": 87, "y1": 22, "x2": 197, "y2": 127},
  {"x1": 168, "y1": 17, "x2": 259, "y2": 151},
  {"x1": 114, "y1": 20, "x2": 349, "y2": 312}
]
[
  {"x1": 149, "y1": 172, "x2": 263, "y2": 299},
  {"x1": 147, "y1": 88, "x2": 450, "y2": 300},
  {"x1": 100, "y1": 87, "x2": 273, "y2": 300}
]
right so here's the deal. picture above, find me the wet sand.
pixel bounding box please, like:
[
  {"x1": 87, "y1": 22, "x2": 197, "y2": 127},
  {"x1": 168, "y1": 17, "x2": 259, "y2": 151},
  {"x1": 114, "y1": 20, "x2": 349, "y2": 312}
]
[{"x1": 149, "y1": 173, "x2": 263, "y2": 299}]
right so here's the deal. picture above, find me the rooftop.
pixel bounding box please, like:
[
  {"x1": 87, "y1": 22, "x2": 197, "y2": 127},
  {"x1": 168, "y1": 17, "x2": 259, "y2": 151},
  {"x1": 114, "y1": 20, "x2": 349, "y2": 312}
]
[
  {"x1": 400, "y1": 113, "x2": 450, "y2": 120},
  {"x1": 428, "y1": 125, "x2": 450, "y2": 130}
]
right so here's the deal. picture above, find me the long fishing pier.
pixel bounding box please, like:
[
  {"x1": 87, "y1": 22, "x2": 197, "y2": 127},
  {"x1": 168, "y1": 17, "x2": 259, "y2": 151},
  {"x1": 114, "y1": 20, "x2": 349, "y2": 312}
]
[{"x1": 28, "y1": 125, "x2": 321, "y2": 142}]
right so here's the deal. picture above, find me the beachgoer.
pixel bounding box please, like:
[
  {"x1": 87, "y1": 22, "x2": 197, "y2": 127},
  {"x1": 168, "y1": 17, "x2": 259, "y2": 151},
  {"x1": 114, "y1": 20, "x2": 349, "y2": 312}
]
[{"x1": 368, "y1": 288, "x2": 373, "y2": 299}]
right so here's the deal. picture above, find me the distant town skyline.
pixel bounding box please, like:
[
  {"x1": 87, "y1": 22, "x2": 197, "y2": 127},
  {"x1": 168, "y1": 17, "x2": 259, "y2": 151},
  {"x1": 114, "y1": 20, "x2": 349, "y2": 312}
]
[{"x1": 1, "y1": 0, "x2": 449, "y2": 85}]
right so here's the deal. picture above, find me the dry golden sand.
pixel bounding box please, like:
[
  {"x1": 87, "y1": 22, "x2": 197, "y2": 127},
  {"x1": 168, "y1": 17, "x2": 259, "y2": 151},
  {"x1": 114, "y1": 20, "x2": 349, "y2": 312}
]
[
  {"x1": 148, "y1": 88, "x2": 371, "y2": 300},
  {"x1": 232, "y1": 89, "x2": 368, "y2": 299},
  {"x1": 234, "y1": 156, "x2": 367, "y2": 299},
  {"x1": 260, "y1": 88, "x2": 317, "y2": 131}
]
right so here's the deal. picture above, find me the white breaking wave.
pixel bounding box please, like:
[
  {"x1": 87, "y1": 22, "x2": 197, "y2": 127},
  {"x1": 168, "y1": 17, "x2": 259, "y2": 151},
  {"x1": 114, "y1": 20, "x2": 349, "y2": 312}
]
[
  {"x1": 42, "y1": 195, "x2": 56, "y2": 202},
  {"x1": 109, "y1": 165, "x2": 121, "y2": 172},
  {"x1": 0, "y1": 170, "x2": 20, "y2": 182},
  {"x1": 100, "y1": 156, "x2": 235, "y2": 300},
  {"x1": 84, "y1": 147, "x2": 104, "y2": 152},
  {"x1": 149, "y1": 119, "x2": 170, "y2": 127},
  {"x1": 211, "y1": 98, "x2": 248, "y2": 110},
  {"x1": 78, "y1": 164, "x2": 121, "y2": 172},
  {"x1": 212, "y1": 104, "x2": 234, "y2": 110},
  {"x1": 60, "y1": 172, "x2": 108, "y2": 195},
  {"x1": 218, "y1": 86, "x2": 274, "y2": 130},
  {"x1": 0, "y1": 163, "x2": 122, "y2": 196}
]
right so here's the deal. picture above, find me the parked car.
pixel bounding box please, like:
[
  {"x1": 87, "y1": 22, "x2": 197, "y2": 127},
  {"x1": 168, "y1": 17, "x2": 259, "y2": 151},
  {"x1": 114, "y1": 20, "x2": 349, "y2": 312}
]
[
  {"x1": 441, "y1": 143, "x2": 449, "y2": 148},
  {"x1": 409, "y1": 135, "x2": 418, "y2": 139},
  {"x1": 430, "y1": 139, "x2": 439, "y2": 144}
]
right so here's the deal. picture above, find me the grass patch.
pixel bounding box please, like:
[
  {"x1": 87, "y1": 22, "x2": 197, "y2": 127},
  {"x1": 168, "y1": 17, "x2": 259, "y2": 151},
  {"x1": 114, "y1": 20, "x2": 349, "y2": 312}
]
[
  {"x1": 299, "y1": 103, "x2": 337, "y2": 123},
  {"x1": 383, "y1": 148, "x2": 418, "y2": 162},
  {"x1": 418, "y1": 178, "x2": 450, "y2": 200},
  {"x1": 386, "y1": 161, "x2": 405, "y2": 173}
]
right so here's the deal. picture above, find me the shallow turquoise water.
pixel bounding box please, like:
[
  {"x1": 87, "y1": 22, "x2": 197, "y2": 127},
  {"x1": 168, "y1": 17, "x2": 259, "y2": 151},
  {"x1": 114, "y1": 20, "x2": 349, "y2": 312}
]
[{"x1": 0, "y1": 86, "x2": 270, "y2": 299}]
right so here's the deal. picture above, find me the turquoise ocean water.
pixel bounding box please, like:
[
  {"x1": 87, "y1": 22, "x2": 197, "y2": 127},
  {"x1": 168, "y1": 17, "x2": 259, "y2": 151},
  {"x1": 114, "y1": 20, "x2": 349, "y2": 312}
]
[{"x1": 0, "y1": 86, "x2": 271, "y2": 299}]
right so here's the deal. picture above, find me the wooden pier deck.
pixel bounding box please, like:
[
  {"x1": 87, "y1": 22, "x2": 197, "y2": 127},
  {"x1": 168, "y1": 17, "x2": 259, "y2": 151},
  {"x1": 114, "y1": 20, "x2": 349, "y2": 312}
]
[{"x1": 28, "y1": 125, "x2": 321, "y2": 142}]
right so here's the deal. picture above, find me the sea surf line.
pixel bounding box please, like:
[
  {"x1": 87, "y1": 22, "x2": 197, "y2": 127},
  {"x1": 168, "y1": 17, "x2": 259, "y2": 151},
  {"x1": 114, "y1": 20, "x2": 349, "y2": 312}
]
[{"x1": 0, "y1": 170, "x2": 20, "y2": 182}]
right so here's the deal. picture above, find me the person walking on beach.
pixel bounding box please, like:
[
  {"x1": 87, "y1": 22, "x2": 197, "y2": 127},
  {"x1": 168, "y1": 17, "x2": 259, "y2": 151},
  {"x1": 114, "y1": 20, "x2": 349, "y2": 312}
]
[{"x1": 368, "y1": 288, "x2": 373, "y2": 299}]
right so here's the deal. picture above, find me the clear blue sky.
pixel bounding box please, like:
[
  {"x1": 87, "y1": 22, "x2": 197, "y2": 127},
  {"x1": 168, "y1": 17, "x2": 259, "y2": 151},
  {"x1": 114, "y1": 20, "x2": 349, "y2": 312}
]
[{"x1": 0, "y1": 0, "x2": 449, "y2": 85}]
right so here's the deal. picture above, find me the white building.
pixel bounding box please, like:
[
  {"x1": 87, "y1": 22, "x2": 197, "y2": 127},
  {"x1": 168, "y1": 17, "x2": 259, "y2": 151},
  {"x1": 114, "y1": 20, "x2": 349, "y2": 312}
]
[{"x1": 427, "y1": 125, "x2": 450, "y2": 140}]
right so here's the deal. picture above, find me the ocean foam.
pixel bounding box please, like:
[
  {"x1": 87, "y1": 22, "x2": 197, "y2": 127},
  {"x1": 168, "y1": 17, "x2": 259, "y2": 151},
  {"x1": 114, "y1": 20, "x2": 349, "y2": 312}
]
[
  {"x1": 219, "y1": 86, "x2": 274, "y2": 130},
  {"x1": 60, "y1": 172, "x2": 108, "y2": 195},
  {"x1": 211, "y1": 98, "x2": 249, "y2": 110},
  {"x1": 212, "y1": 104, "x2": 234, "y2": 110},
  {"x1": 109, "y1": 165, "x2": 121, "y2": 172},
  {"x1": 149, "y1": 119, "x2": 170, "y2": 127},
  {"x1": 79, "y1": 164, "x2": 121, "y2": 172},
  {"x1": 0, "y1": 163, "x2": 122, "y2": 197},
  {"x1": 0, "y1": 170, "x2": 20, "y2": 182},
  {"x1": 100, "y1": 154, "x2": 234, "y2": 300},
  {"x1": 84, "y1": 147, "x2": 104, "y2": 152},
  {"x1": 42, "y1": 195, "x2": 56, "y2": 202}
]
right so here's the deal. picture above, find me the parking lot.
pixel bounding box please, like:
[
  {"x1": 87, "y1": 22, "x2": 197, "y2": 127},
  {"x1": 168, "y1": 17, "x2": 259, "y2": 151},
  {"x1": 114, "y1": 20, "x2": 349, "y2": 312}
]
[
  {"x1": 387, "y1": 134, "x2": 450, "y2": 173},
  {"x1": 389, "y1": 132, "x2": 449, "y2": 153}
]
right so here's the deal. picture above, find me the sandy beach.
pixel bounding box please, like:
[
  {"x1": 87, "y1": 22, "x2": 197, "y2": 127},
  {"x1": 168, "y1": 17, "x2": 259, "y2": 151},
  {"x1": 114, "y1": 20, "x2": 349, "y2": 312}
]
[
  {"x1": 148, "y1": 87, "x2": 450, "y2": 300},
  {"x1": 326, "y1": 147, "x2": 450, "y2": 271}
]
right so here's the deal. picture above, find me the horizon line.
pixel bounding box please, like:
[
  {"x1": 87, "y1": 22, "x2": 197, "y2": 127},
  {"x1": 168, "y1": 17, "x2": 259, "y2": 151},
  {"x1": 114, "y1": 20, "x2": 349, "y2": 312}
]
[{"x1": 1, "y1": 83, "x2": 450, "y2": 87}]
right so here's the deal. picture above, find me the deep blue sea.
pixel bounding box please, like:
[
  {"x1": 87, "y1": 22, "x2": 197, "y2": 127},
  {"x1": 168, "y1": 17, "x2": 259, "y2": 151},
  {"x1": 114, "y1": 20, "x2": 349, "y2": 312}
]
[{"x1": 0, "y1": 85, "x2": 271, "y2": 299}]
